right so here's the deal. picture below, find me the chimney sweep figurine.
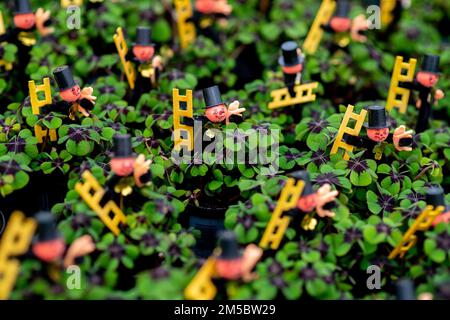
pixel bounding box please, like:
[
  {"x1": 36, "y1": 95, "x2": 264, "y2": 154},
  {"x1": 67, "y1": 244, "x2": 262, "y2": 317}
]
[
  {"x1": 425, "y1": 186, "x2": 450, "y2": 226},
  {"x1": 51, "y1": 65, "x2": 97, "y2": 120},
  {"x1": 321, "y1": 0, "x2": 368, "y2": 47},
  {"x1": 189, "y1": 0, "x2": 232, "y2": 43},
  {"x1": 32, "y1": 211, "x2": 95, "y2": 281},
  {"x1": 285, "y1": 171, "x2": 339, "y2": 230},
  {"x1": 398, "y1": 54, "x2": 445, "y2": 133},
  {"x1": 202, "y1": 85, "x2": 245, "y2": 125},
  {"x1": 126, "y1": 26, "x2": 164, "y2": 103},
  {"x1": 342, "y1": 105, "x2": 414, "y2": 160},
  {"x1": 214, "y1": 231, "x2": 262, "y2": 282},
  {"x1": 102, "y1": 134, "x2": 152, "y2": 204},
  {"x1": 279, "y1": 41, "x2": 305, "y2": 97},
  {"x1": 0, "y1": 0, "x2": 53, "y2": 71}
]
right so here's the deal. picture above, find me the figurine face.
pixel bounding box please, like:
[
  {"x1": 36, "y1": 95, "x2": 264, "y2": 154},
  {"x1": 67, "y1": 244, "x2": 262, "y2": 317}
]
[
  {"x1": 32, "y1": 238, "x2": 66, "y2": 263},
  {"x1": 282, "y1": 64, "x2": 303, "y2": 75},
  {"x1": 215, "y1": 258, "x2": 242, "y2": 280},
  {"x1": 13, "y1": 13, "x2": 36, "y2": 30},
  {"x1": 132, "y1": 45, "x2": 155, "y2": 62},
  {"x1": 60, "y1": 85, "x2": 81, "y2": 102},
  {"x1": 416, "y1": 71, "x2": 439, "y2": 88},
  {"x1": 110, "y1": 157, "x2": 135, "y2": 176},
  {"x1": 298, "y1": 193, "x2": 317, "y2": 212},
  {"x1": 205, "y1": 104, "x2": 227, "y2": 123},
  {"x1": 367, "y1": 128, "x2": 390, "y2": 142},
  {"x1": 367, "y1": 128, "x2": 389, "y2": 142},
  {"x1": 330, "y1": 17, "x2": 351, "y2": 33}
]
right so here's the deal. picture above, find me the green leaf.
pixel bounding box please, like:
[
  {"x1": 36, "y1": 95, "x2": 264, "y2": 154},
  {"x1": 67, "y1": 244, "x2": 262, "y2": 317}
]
[{"x1": 208, "y1": 180, "x2": 223, "y2": 191}]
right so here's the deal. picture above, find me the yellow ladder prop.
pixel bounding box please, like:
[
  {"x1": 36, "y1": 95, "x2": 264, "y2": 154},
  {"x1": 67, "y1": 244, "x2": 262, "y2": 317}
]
[
  {"x1": 28, "y1": 78, "x2": 57, "y2": 143},
  {"x1": 303, "y1": 0, "x2": 336, "y2": 55},
  {"x1": 173, "y1": 88, "x2": 194, "y2": 152},
  {"x1": 75, "y1": 171, "x2": 126, "y2": 236},
  {"x1": 381, "y1": 0, "x2": 396, "y2": 27},
  {"x1": 0, "y1": 11, "x2": 5, "y2": 36},
  {"x1": 330, "y1": 104, "x2": 368, "y2": 160},
  {"x1": 114, "y1": 27, "x2": 136, "y2": 90},
  {"x1": 268, "y1": 82, "x2": 318, "y2": 109},
  {"x1": 386, "y1": 56, "x2": 417, "y2": 114},
  {"x1": 61, "y1": 0, "x2": 83, "y2": 8},
  {"x1": 0, "y1": 211, "x2": 36, "y2": 300},
  {"x1": 259, "y1": 178, "x2": 305, "y2": 250},
  {"x1": 174, "y1": 0, "x2": 196, "y2": 49},
  {"x1": 0, "y1": 11, "x2": 12, "y2": 71},
  {"x1": 389, "y1": 205, "x2": 443, "y2": 259},
  {"x1": 184, "y1": 257, "x2": 217, "y2": 300}
]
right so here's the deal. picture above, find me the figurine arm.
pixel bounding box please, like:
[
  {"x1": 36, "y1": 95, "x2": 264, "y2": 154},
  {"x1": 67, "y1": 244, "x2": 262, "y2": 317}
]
[
  {"x1": 398, "y1": 80, "x2": 420, "y2": 91},
  {"x1": 320, "y1": 23, "x2": 334, "y2": 33},
  {"x1": 342, "y1": 133, "x2": 365, "y2": 148}
]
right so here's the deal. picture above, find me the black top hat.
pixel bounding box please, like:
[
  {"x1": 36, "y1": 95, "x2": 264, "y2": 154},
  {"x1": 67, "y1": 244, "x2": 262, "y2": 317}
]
[
  {"x1": 203, "y1": 85, "x2": 225, "y2": 109},
  {"x1": 133, "y1": 26, "x2": 154, "y2": 46},
  {"x1": 53, "y1": 66, "x2": 77, "y2": 91},
  {"x1": 396, "y1": 278, "x2": 416, "y2": 300},
  {"x1": 14, "y1": 0, "x2": 33, "y2": 14},
  {"x1": 278, "y1": 41, "x2": 300, "y2": 67},
  {"x1": 112, "y1": 134, "x2": 135, "y2": 158},
  {"x1": 420, "y1": 54, "x2": 440, "y2": 74},
  {"x1": 365, "y1": 105, "x2": 388, "y2": 129},
  {"x1": 218, "y1": 231, "x2": 241, "y2": 260},
  {"x1": 290, "y1": 171, "x2": 314, "y2": 196},
  {"x1": 334, "y1": 0, "x2": 351, "y2": 17},
  {"x1": 35, "y1": 211, "x2": 60, "y2": 242},
  {"x1": 425, "y1": 186, "x2": 448, "y2": 210}
]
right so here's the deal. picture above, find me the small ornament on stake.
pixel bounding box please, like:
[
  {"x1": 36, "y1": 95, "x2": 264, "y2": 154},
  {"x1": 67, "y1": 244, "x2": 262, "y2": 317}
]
[
  {"x1": 101, "y1": 134, "x2": 152, "y2": 206},
  {"x1": 260, "y1": 171, "x2": 339, "y2": 251},
  {"x1": 392, "y1": 54, "x2": 444, "y2": 133},
  {"x1": 52, "y1": 65, "x2": 97, "y2": 120},
  {"x1": 185, "y1": 231, "x2": 262, "y2": 300},
  {"x1": 304, "y1": 0, "x2": 368, "y2": 54},
  {"x1": 334, "y1": 105, "x2": 414, "y2": 160},
  {"x1": 31, "y1": 211, "x2": 95, "y2": 282},
  {"x1": 278, "y1": 41, "x2": 306, "y2": 97}
]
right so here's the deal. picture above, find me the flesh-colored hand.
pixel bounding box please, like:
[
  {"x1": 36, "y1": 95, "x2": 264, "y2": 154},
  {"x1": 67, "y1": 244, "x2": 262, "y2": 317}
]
[
  {"x1": 35, "y1": 8, "x2": 54, "y2": 36},
  {"x1": 241, "y1": 244, "x2": 263, "y2": 282},
  {"x1": 315, "y1": 184, "x2": 339, "y2": 218},
  {"x1": 133, "y1": 154, "x2": 151, "y2": 187},
  {"x1": 393, "y1": 125, "x2": 413, "y2": 152},
  {"x1": 152, "y1": 55, "x2": 163, "y2": 71},
  {"x1": 80, "y1": 87, "x2": 97, "y2": 105},
  {"x1": 63, "y1": 235, "x2": 95, "y2": 268},
  {"x1": 434, "y1": 89, "x2": 444, "y2": 101},
  {"x1": 226, "y1": 100, "x2": 245, "y2": 124},
  {"x1": 351, "y1": 14, "x2": 368, "y2": 42}
]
